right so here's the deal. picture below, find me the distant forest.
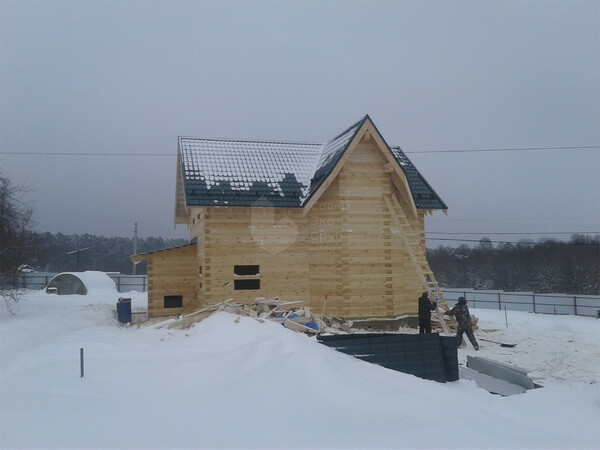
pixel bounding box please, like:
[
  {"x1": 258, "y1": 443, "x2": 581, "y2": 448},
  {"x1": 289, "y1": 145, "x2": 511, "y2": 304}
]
[
  {"x1": 427, "y1": 235, "x2": 599, "y2": 295},
  {"x1": 21, "y1": 232, "x2": 600, "y2": 295},
  {"x1": 25, "y1": 232, "x2": 188, "y2": 275}
]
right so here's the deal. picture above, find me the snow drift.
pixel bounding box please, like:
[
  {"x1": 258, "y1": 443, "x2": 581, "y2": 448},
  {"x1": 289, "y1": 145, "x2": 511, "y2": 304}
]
[{"x1": 0, "y1": 290, "x2": 598, "y2": 449}]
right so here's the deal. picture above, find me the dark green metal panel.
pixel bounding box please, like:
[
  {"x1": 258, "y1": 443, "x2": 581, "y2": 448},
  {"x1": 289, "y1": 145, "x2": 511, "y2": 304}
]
[
  {"x1": 440, "y1": 336, "x2": 459, "y2": 381},
  {"x1": 317, "y1": 333, "x2": 458, "y2": 383}
]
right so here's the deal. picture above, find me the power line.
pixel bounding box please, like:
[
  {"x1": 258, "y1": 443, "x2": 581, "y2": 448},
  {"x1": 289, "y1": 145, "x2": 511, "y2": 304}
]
[
  {"x1": 0, "y1": 152, "x2": 175, "y2": 157},
  {"x1": 426, "y1": 231, "x2": 599, "y2": 236},
  {"x1": 427, "y1": 217, "x2": 600, "y2": 222},
  {"x1": 426, "y1": 237, "x2": 599, "y2": 245},
  {"x1": 1, "y1": 145, "x2": 598, "y2": 157},
  {"x1": 406, "y1": 145, "x2": 599, "y2": 154}
]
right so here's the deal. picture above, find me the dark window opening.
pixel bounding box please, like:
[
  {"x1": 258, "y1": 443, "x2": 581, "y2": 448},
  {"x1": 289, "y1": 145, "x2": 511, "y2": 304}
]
[
  {"x1": 234, "y1": 265, "x2": 260, "y2": 276},
  {"x1": 234, "y1": 279, "x2": 260, "y2": 290},
  {"x1": 164, "y1": 295, "x2": 183, "y2": 308}
]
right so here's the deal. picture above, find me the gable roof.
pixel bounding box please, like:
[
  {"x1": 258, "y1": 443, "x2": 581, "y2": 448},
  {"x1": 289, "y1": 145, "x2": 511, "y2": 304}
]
[{"x1": 177, "y1": 115, "x2": 446, "y2": 210}]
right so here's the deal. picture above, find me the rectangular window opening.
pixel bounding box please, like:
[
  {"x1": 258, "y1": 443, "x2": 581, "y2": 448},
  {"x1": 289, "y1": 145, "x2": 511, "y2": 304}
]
[
  {"x1": 234, "y1": 279, "x2": 260, "y2": 290},
  {"x1": 164, "y1": 295, "x2": 183, "y2": 308},
  {"x1": 234, "y1": 265, "x2": 260, "y2": 276}
]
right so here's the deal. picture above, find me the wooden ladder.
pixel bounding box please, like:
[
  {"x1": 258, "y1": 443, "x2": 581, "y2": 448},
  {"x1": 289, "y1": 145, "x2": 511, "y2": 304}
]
[{"x1": 382, "y1": 194, "x2": 452, "y2": 335}]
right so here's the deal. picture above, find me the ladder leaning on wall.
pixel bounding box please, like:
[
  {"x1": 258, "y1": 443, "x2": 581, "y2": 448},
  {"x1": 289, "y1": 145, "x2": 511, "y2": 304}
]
[{"x1": 383, "y1": 193, "x2": 453, "y2": 335}]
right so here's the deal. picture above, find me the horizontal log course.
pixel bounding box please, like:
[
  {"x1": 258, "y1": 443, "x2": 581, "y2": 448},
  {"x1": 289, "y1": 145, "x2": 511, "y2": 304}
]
[{"x1": 154, "y1": 137, "x2": 444, "y2": 319}]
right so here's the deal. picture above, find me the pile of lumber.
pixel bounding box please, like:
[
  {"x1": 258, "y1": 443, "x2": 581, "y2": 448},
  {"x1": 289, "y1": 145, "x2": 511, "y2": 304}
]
[
  {"x1": 154, "y1": 297, "x2": 467, "y2": 336},
  {"x1": 157, "y1": 297, "x2": 353, "y2": 335}
]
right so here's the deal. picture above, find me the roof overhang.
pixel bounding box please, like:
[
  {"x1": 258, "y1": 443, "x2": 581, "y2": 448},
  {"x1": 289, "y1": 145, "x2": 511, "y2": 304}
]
[
  {"x1": 174, "y1": 145, "x2": 190, "y2": 225},
  {"x1": 130, "y1": 243, "x2": 197, "y2": 264}
]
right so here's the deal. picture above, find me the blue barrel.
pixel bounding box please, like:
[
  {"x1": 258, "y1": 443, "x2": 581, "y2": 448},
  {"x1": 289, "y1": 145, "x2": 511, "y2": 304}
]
[{"x1": 117, "y1": 298, "x2": 131, "y2": 324}]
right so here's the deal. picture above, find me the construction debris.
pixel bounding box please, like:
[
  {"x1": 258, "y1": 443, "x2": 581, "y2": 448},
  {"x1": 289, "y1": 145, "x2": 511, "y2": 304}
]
[
  {"x1": 155, "y1": 297, "x2": 349, "y2": 334},
  {"x1": 155, "y1": 296, "x2": 462, "y2": 337}
]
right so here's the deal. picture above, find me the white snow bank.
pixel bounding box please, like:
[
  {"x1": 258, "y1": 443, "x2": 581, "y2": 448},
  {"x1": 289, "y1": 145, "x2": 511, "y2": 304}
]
[
  {"x1": 473, "y1": 308, "x2": 599, "y2": 385},
  {"x1": 0, "y1": 292, "x2": 598, "y2": 449}
]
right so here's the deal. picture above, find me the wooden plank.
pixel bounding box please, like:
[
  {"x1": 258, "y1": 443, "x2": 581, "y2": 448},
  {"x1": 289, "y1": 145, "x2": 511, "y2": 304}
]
[{"x1": 284, "y1": 319, "x2": 318, "y2": 334}]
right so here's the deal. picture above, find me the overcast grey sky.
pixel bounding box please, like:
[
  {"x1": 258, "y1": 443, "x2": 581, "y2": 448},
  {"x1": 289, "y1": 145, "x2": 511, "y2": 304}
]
[{"x1": 1, "y1": 0, "x2": 599, "y2": 245}]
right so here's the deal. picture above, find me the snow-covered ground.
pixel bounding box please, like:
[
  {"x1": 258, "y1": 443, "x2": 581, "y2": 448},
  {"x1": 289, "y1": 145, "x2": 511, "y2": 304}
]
[{"x1": 1, "y1": 290, "x2": 598, "y2": 449}]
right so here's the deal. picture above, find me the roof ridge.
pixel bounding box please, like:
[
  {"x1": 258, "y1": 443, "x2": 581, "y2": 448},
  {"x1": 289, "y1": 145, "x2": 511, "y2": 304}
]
[
  {"x1": 179, "y1": 136, "x2": 323, "y2": 147},
  {"x1": 322, "y1": 114, "x2": 370, "y2": 146},
  {"x1": 178, "y1": 114, "x2": 371, "y2": 148},
  {"x1": 302, "y1": 115, "x2": 370, "y2": 205}
]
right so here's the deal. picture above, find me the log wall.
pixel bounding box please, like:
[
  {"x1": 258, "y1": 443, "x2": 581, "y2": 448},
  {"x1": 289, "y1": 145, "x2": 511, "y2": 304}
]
[
  {"x1": 194, "y1": 206, "x2": 310, "y2": 307},
  {"x1": 307, "y1": 137, "x2": 427, "y2": 318},
  {"x1": 146, "y1": 244, "x2": 200, "y2": 318},
  {"x1": 174, "y1": 134, "x2": 432, "y2": 319}
]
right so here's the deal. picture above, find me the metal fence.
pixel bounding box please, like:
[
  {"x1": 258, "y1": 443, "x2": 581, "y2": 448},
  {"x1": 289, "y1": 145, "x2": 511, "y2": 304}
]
[
  {"x1": 442, "y1": 288, "x2": 600, "y2": 318},
  {"x1": 14, "y1": 273, "x2": 148, "y2": 293},
  {"x1": 9, "y1": 275, "x2": 600, "y2": 317}
]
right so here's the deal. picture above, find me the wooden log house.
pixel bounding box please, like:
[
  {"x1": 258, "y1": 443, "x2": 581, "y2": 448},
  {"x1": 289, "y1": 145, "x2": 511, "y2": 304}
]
[{"x1": 132, "y1": 115, "x2": 449, "y2": 319}]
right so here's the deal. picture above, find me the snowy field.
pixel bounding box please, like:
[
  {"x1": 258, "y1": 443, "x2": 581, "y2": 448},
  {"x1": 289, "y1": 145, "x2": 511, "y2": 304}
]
[{"x1": 1, "y1": 290, "x2": 598, "y2": 449}]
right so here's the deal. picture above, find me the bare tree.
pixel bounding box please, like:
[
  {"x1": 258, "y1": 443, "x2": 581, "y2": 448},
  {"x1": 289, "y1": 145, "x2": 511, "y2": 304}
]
[
  {"x1": 1, "y1": 288, "x2": 25, "y2": 315},
  {"x1": 468, "y1": 269, "x2": 495, "y2": 290},
  {"x1": 533, "y1": 263, "x2": 564, "y2": 293},
  {"x1": 0, "y1": 172, "x2": 35, "y2": 290},
  {"x1": 427, "y1": 236, "x2": 598, "y2": 295}
]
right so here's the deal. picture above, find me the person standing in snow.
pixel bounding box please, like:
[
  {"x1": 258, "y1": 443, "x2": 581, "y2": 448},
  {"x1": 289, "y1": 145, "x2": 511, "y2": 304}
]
[
  {"x1": 418, "y1": 291, "x2": 437, "y2": 334},
  {"x1": 445, "y1": 297, "x2": 479, "y2": 350}
]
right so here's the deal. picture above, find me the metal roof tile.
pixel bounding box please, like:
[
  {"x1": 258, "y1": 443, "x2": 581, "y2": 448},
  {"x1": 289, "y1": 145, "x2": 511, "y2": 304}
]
[
  {"x1": 179, "y1": 118, "x2": 446, "y2": 210},
  {"x1": 390, "y1": 146, "x2": 447, "y2": 210}
]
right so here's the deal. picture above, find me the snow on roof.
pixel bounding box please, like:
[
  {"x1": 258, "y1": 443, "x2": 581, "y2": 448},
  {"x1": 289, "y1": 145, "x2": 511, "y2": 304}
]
[
  {"x1": 389, "y1": 147, "x2": 448, "y2": 210},
  {"x1": 179, "y1": 115, "x2": 446, "y2": 209},
  {"x1": 179, "y1": 138, "x2": 321, "y2": 208}
]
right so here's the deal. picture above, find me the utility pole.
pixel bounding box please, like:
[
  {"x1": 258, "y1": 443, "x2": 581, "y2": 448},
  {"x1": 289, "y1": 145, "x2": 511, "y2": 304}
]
[
  {"x1": 67, "y1": 247, "x2": 90, "y2": 272},
  {"x1": 132, "y1": 222, "x2": 138, "y2": 275}
]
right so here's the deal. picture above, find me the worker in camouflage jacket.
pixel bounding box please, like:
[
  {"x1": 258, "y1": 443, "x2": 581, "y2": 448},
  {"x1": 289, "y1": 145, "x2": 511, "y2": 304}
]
[{"x1": 445, "y1": 297, "x2": 479, "y2": 350}]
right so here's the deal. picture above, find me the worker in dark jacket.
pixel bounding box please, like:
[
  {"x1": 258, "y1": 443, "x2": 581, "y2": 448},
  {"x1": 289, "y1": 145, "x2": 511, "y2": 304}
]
[
  {"x1": 445, "y1": 297, "x2": 479, "y2": 350},
  {"x1": 418, "y1": 291, "x2": 437, "y2": 334}
]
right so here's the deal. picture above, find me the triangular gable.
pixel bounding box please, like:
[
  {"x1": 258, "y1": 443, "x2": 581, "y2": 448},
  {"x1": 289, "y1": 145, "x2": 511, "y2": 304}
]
[{"x1": 301, "y1": 115, "x2": 423, "y2": 217}]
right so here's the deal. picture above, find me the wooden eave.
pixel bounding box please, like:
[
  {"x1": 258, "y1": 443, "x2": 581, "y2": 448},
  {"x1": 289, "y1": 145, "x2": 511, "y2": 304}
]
[
  {"x1": 130, "y1": 253, "x2": 149, "y2": 264},
  {"x1": 366, "y1": 122, "x2": 419, "y2": 219},
  {"x1": 174, "y1": 148, "x2": 190, "y2": 225},
  {"x1": 390, "y1": 172, "x2": 418, "y2": 219},
  {"x1": 130, "y1": 242, "x2": 197, "y2": 264}
]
